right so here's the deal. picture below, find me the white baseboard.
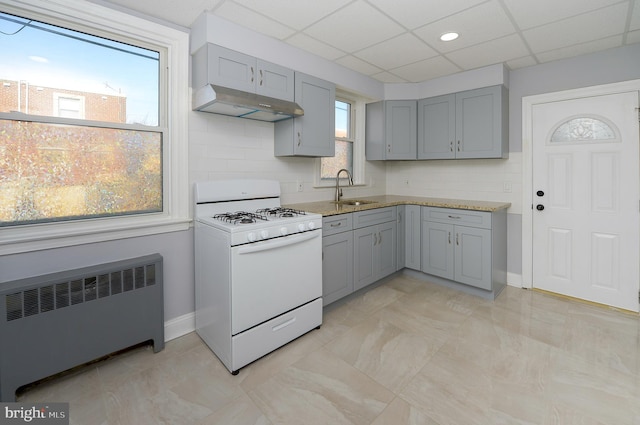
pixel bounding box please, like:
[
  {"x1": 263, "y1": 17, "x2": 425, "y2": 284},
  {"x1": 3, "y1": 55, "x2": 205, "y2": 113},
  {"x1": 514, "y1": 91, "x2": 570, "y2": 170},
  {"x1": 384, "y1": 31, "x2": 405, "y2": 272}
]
[
  {"x1": 507, "y1": 272, "x2": 523, "y2": 288},
  {"x1": 164, "y1": 311, "x2": 195, "y2": 342}
]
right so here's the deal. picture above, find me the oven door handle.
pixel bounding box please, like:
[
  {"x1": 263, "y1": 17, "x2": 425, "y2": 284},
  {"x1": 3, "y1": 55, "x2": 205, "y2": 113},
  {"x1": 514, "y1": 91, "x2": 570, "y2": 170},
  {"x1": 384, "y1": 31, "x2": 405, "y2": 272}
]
[{"x1": 237, "y1": 231, "x2": 320, "y2": 254}]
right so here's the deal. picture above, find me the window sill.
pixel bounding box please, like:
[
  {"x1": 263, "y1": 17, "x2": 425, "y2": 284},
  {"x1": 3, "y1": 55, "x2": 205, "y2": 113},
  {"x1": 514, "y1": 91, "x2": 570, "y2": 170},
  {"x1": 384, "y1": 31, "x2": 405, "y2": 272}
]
[{"x1": 0, "y1": 215, "x2": 192, "y2": 255}]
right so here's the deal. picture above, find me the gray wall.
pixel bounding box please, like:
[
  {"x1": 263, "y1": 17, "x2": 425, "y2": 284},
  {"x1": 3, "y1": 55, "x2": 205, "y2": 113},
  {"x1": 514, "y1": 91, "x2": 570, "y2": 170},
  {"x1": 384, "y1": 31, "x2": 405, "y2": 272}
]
[
  {"x1": 0, "y1": 230, "x2": 194, "y2": 322},
  {"x1": 504, "y1": 42, "x2": 640, "y2": 276},
  {"x1": 509, "y1": 43, "x2": 640, "y2": 153}
]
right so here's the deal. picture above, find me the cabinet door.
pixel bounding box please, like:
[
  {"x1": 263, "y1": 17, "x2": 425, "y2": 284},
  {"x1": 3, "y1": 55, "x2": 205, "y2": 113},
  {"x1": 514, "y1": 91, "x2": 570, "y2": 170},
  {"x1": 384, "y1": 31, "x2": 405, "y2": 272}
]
[
  {"x1": 404, "y1": 205, "x2": 421, "y2": 270},
  {"x1": 376, "y1": 221, "x2": 397, "y2": 279},
  {"x1": 274, "y1": 72, "x2": 335, "y2": 157},
  {"x1": 396, "y1": 206, "x2": 405, "y2": 271},
  {"x1": 418, "y1": 94, "x2": 455, "y2": 159},
  {"x1": 256, "y1": 59, "x2": 294, "y2": 101},
  {"x1": 322, "y1": 232, "x2": 353, "y2": 306},
  {"x1": 353, "y1": 226, "x2": 377, "y2": 291},
  {"x1": 206, "y1": 44, "x2": 256, "y2": 93},
  {"x1": 454, "y1": 226, "x2": 492, "y2": 290},
  {"x1": 455, "y1": 85, "x2": 506, "y2": 159},
  {"x1": 421, "y1": 221, "x2": 454, "y2": 280},
  {"x1": 385, "y1": 101, "x2": 417, "y2": 160}
]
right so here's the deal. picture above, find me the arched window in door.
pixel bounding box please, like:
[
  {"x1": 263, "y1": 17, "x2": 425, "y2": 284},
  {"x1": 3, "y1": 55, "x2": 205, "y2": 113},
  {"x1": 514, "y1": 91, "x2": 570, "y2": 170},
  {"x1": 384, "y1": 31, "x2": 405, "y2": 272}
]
[{"x1": 549, "y1": 115, "x2": 619, "y2": 143}]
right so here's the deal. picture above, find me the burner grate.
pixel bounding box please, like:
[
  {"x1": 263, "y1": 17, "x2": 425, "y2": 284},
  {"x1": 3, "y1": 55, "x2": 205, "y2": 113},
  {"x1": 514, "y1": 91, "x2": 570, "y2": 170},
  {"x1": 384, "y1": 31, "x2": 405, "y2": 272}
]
[
  {"x1": 213, "y1": 211, "x2": 268, "y2": 225},
  {"x1": 256, "y1": 207, "x2": 307, "y2": 218}
]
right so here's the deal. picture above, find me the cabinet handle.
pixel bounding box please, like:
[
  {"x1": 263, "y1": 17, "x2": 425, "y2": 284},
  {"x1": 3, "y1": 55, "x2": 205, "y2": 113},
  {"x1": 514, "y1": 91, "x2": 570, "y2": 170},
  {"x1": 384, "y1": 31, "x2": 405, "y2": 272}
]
[
  {"x1": 448, "y1": 232, "x2": 451, "y2": 244},
  {"x1": 457, "y1": 140, "x2": 461, "y2": 152},
  {"x1": 251, "y1": 66, "x2": 254, "y2": 83},
  {"x1": 297, "y1": 132, "x2": 301, "y2": 146},
  {"x1": 447, "y1": 215, "x2": 461, "y2": 219},
  {"x1": 259, "y1": 69, "x2": 263, "y2": 86},
  {"x1": 456, "y1": 233, "x2": 459, "y2": 245},
  {"x1": 450, "y1": 141, "x2": 453, "y2": 152},
  {"x1": 330, "y1": 222, "x2": 342, "y2": 228},
  {"x1": 378, "y1": 231, "x2": 382, "y2": 245}
]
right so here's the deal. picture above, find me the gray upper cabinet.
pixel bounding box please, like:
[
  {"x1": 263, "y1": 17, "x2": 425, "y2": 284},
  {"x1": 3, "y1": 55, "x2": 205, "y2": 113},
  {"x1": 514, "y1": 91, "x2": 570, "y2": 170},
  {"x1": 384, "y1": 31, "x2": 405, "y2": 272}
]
[
  {"x1": 193, "y1": 44, "x2": 294, "y2": 101},
  {"x1": 417, "y1": 94, "x2": 455, "y2": 159},
  {"x1": 275, "y1": 72, "x2": 335, "y2": 157},
  {"x1": 366, "y1": 100, "x2": 417, "y2": 160},
  {"x1": 418, "y1": 85, "x2": 508, "y2": 160}
]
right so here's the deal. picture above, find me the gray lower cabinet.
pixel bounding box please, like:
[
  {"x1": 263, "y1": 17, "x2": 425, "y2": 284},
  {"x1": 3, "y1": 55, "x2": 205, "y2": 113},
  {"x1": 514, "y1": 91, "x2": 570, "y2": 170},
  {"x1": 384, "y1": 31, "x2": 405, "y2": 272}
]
[
  {"x1": 322, "y1": 214, "x2": 353, "y2": 306},
  {"x1": 396, "y1": 205, "x2": 405, "y2": 271},
  {"x1": 403, "y1": 204, "x2": 421, "y2": 270},
  {"x1": 353, "y1": 207, "x2": 397, "y2": 291},
  {"x1": 421, "y1": 207, "x2": 505, "y2": 293}
]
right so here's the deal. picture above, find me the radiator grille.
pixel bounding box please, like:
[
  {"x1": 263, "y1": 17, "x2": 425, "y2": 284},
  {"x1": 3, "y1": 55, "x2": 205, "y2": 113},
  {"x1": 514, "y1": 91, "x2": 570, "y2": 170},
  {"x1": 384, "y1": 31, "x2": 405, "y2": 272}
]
[{"x1": 5, "y1": 263, "x2": 158, "y2": 322}]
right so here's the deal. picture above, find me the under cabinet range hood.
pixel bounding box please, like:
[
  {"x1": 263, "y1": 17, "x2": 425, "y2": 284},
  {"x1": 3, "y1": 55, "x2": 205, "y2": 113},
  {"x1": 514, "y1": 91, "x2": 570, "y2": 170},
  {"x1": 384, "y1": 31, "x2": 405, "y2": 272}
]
[{"x1": 193, "y1": 84, "x2": 304, "y2": 122}]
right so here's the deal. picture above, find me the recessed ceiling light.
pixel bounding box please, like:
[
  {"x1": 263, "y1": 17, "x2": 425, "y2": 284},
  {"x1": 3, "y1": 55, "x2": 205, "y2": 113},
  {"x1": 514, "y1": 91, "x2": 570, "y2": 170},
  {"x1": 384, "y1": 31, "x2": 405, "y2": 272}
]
[{"x1": 440, "y1": 32, "x2": 459, "y2": 42}]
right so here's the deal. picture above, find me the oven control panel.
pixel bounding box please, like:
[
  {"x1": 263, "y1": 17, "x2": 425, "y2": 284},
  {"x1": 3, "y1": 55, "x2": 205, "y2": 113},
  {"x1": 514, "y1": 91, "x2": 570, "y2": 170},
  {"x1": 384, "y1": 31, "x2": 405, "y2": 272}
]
[{"x1": 234, "y1": 217, "x2": 322, "y2": 246}]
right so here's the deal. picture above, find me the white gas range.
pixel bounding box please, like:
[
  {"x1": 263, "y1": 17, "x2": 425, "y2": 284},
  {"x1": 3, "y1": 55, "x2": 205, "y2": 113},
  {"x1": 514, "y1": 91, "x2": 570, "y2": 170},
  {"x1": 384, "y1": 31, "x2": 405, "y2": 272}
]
[{"x1": 193, "y1": 179, "x2": 323, "y2": 374}]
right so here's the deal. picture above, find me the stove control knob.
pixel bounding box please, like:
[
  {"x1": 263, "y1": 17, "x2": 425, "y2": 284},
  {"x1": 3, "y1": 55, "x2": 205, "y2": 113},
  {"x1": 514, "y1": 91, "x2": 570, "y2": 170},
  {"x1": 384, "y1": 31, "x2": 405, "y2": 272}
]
[
  {"x1": 260, "y1": 230, "x2": 269, "y2": 239},
  {"x1": 280, "y1": 227, "x2": 288, "y2": 236},
  {"x1": 308, "y1": 221, "x2": 316, "y2": 230},
  {"x1": 298, "y1": 223, "x2": 306, "y2": 231},
  {"x1": 247, "y1": 233, "x2": 257, "y2": 242}
]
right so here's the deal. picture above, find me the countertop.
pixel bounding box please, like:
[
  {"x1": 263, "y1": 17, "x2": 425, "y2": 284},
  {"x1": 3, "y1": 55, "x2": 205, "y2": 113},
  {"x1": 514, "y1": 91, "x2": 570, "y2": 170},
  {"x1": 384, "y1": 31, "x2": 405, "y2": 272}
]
[{"x1": 284, "y1": 195, "x2": 511, "y2": 217}]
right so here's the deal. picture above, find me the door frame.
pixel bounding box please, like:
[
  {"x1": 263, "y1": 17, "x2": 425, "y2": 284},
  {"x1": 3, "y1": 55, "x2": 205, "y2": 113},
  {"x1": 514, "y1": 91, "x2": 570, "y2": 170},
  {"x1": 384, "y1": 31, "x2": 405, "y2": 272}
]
[{"x1": 521, "y1": 79, "x2": 640, "y2": 289}]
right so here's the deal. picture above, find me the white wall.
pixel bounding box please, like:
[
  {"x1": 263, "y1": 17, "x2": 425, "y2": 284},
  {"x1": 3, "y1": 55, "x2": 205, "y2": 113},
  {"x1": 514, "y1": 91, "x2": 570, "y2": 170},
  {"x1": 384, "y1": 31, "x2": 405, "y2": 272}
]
[{"x1": 188, "y1": 108, "x2": 388, "y2": 206}]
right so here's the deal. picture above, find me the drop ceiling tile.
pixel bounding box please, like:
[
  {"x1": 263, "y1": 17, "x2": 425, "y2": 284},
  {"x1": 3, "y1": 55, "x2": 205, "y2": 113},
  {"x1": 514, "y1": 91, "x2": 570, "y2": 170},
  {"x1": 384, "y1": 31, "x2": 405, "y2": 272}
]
[
  {"x1": 285, "y1": 33, "x2": 346, "y2": 61},
  {"x1": 335, "y1": 55, "x2": 384, "y2": 76},
  {"x1": 214, "y1": 1, "x2": 296, "y2": 40},
  {"x1": 230, "y1": 0, "x2": 351, "y2": 30},
  {"x1": 502, "y1": 0, "x2": 623, "y2": 30},
  {"x1": 390, "y1": 56, "x2": 461, "y2": 83},
  {"x1": 354, "y1": 33, "x2": 438, "y2": 70},
  {"x1": 303, "y1": 0, "x2": 405, "y2": 53},
  {"x1": 370, "y1": 71, "x2": 409, "y2": 83},
  {"x1": 367, "y1": 0, "x2": 486, "y2": 30},
  {"x1": 522, "y1": 3, "x2": 628, "y2": 52},
  {"x1": 446, "y1": 33, "x2": 530, "y2": 70},
  {"x1": 413, "y1": 0, "x2": 516, "y2": 53},
  {"x1": 505, "y1": 55, "x2": 538, "y2": 70},
  {"x1": 535, "y1": 35, "x2": 623, "y2": 63}
]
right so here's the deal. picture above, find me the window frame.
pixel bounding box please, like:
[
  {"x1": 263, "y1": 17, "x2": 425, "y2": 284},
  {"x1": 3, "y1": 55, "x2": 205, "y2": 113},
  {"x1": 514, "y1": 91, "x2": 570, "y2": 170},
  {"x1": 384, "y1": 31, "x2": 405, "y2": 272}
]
[
  {"x1": 316, "y1": 90, "x2": 366, "y2": 187},
  {"x1": 0, "y1": 0, "x2": 190, "y2": 255}
]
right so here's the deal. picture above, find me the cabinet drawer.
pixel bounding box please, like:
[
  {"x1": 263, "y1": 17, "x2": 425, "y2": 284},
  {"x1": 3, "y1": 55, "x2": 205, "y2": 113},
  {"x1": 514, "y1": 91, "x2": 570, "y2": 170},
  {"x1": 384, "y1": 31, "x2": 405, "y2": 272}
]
[
  {"x1": 422, "y1": 207, "x2": 491, "y2": 229},
  {"x1": 322, "y1": 214, "x2": 353, "y2": 236},
  {"x1": 353, "y1": 207, "x2": 397, "y2": 229}
]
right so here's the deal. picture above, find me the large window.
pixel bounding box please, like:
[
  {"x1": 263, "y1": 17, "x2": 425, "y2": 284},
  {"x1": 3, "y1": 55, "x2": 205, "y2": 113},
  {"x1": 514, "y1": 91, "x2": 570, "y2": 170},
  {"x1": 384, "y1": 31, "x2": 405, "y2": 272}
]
[
  {"x1": 0, "y1": 11, "x2": 162, "y2": 226},
  {"x1": 0, "y1": 0, "x2": 189, "y2": 254}
]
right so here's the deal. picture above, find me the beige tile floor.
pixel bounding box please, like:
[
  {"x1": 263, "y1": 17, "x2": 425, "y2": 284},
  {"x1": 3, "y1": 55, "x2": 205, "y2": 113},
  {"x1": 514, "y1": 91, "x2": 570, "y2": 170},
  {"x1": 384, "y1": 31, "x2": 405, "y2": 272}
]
[{"x1": 18, "y1": 274, "x2": 640, "y2": 425}]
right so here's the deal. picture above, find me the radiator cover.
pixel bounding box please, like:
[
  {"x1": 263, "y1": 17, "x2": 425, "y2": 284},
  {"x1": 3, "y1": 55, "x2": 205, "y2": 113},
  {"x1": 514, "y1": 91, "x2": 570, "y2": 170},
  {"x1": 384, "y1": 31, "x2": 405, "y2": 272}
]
[{"x1": 0, "y1": 254, "x2": 164, "y2": 401}]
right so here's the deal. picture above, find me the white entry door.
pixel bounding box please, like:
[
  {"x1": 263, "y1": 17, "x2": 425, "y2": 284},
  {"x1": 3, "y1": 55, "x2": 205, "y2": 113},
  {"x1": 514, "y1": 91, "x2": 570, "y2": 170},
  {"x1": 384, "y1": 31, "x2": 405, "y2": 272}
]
[{"x1": 532, "y1": 91, "x2": 639, "y2": 312}]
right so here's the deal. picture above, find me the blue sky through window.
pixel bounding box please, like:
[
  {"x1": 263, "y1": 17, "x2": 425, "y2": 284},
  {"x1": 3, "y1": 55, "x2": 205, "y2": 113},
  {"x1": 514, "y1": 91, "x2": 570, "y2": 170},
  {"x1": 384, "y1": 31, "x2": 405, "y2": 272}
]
[{"x1": 0, "y1": 12, "x2": 159, "y2": 126}]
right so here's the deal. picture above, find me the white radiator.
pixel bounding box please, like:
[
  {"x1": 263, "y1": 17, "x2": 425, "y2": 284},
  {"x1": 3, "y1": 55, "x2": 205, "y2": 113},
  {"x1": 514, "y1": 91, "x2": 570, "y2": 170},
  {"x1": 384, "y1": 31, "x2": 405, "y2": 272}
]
[{"x1": 0, "y1": 254, "x2": 164, "y2": 401}]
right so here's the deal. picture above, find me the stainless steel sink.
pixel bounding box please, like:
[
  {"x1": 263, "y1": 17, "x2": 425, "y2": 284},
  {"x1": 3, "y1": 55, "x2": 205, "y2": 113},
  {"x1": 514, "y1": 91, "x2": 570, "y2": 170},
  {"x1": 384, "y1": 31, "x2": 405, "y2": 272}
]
[{"x1": 332, "y1": 199, "x2": 378, "y2": 206}]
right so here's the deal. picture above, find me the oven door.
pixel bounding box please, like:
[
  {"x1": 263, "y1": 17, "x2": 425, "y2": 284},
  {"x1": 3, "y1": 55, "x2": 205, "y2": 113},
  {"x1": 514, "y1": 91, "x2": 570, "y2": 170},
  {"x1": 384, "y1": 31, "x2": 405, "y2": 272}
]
[{"x1": 230, "y1": 230, "x2": 322, "y2": 335}]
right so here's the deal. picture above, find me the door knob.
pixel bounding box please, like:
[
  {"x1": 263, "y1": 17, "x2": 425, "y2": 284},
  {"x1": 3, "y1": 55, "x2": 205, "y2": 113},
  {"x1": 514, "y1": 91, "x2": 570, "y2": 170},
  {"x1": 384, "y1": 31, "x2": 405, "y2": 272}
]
[
  {"x1": 536, "y1": 190, "x2": 544, "y2": 197},
  {"x1": 536, "y1": 204, "x2": 545, "y2": 211}
]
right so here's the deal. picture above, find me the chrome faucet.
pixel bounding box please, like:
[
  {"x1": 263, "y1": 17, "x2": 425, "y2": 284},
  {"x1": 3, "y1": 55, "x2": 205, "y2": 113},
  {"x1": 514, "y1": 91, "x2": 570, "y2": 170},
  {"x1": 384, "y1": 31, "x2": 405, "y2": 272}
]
[{"x1": 335, "y1": 168, "x2": 353, "y2": 202}]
